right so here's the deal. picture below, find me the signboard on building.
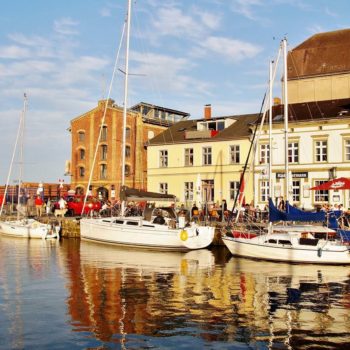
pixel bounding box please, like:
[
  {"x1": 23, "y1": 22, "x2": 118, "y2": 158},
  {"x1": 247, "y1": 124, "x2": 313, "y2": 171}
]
[{"x1": 276, "y1": 172, "x2": 308, "y2": 179}]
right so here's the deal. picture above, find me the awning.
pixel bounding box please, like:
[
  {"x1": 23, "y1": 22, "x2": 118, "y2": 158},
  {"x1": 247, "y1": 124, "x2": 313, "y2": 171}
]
[{"x1": 310, "y1": 177, "x2": 350, "y2": 190}]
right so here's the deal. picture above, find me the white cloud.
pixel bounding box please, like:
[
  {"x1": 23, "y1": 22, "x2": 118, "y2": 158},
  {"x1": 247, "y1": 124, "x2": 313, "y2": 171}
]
[
  {"x1": 54, "y1": 17, "x2": 79, "y2": 36},
  {"x1": 0, "y1": 45, "x2": 30, "y2": 59},
  {"x1": 200, "y1": 36, "x2": 262, "y2": 62}
]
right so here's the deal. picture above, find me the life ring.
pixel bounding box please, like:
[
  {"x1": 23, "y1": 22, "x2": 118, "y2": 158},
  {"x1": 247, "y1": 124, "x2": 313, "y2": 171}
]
[{"x1": 180, "y1": 230, "x2": 188, "y2": 241}]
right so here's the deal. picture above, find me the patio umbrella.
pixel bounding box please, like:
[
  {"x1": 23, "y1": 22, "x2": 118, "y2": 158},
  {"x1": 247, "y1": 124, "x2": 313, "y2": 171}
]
[{"x1": 310, "y1": 177, "x2": 350, "y2": 190}]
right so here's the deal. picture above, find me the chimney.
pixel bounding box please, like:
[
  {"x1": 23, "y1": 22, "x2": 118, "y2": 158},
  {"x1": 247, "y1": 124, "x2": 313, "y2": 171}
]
[
  {"x1": 273, "y1": 97, "x2": 281, "y2": 105},
  {"x1": 204, "y1": 104, "x2": 211, "y2": 119}
]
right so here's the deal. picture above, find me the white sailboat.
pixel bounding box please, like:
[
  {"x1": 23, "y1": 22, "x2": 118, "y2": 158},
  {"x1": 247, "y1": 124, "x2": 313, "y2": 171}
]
[
  {"x1": 222, "y1": 39, "x2": 350, "y2": 264},
  {"x1": 79, "y1": 0, "x2": 214, "y2": 251},
  {"x1": 0, "y1": 94, "x2": 59, "y2": 239}
]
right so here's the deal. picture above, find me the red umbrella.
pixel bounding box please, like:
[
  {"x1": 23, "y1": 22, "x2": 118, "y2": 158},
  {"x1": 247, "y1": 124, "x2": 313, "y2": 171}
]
[{"x1": 310, "y1": 177, "x2": 350, "y2": 190}]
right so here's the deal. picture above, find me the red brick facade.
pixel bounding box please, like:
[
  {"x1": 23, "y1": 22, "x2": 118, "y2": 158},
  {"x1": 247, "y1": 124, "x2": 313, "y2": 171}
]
[{"x1": 70, "y1": 99, "x2": 169, "y2": 200}]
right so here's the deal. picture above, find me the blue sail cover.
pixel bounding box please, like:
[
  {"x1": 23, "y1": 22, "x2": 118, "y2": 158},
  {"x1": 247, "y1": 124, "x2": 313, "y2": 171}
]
[
  {"x1": 268, "y1": 198, "x2": 325, "y2": 222},
  {"x1": 285, "y1": 201, "x2": 325, "y2": 222},
  {"x1": 268, "y1": 198, "x2": 287, "y2": 222}
]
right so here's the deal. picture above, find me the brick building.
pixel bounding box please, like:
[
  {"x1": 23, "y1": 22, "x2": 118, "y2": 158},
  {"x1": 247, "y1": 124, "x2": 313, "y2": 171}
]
[{"x1": 69, "y1": 99, "x2": 189, "y2": 200}]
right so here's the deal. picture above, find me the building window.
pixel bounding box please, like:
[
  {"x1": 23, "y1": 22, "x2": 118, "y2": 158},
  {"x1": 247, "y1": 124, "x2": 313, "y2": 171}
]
[
  {"x1": 292, "y1": 180, "x2": 300, "y2": 202},
  {"x1": 315, "y1": 140, "x2": 327, "y2": 162},
  {"x1": 125, "y1": 164, "x2": 131, "y2": 177},
  {"x1": 125, "y1": 127, "x2": 131, "y2": 139},
  {"x1": 79, "y1": 166, "x2": 85, "y2": 178},
  {"x1": 101, "y1": 145, "x2": 107, "y2": 160},
  {"x1": 125, "y1": 145, "x2": 131, "y2": 157},
  {"x1": 184, "y1": 148, "x2": 193, "y2": 166},
  {"x1": 288, "y1": 142, "x2": 299, "y2": 163},
  {"x1": 78, "y1": 131, "x2": 85, "y2": 142},
  {"x1": 159, "y1": 183, "x2": 168, "y2": 194},
  {"x1": 260, "y1": 144, "x2": 270, "y2": 164},
  {"x1": 100, "y1": 164, "x2": 107, "y2": 180},
  {"x1": 184, "y1": 182, "x2": 194, "y2": 201},
  {"x1": 101, "y1": 126, "x2": 107, "y2": 142},
  {"x1": 159, "y1": 150, "x2": 168, "y2": 167},
  {"x1": 202, "y1": 147, "x2": 212, "y2": 165},
  {"x1": 345, "y1": 139, "x2": 350, "y2": 161},
  {"x1": 79, "y1": 149, "x2": 85, "y2": 160},
  {"x1": 314, "y1": 180, "x2": 329, "y2": 202},
  {"x1": 230, "y1": 145, "x2": 240, "y2": 164},
  {"x1": 229, "y1": 181, "x2": 240, "y2": 201},
  {"x1": 260, "y1": 180, "x2": 269, "y2": 202}
]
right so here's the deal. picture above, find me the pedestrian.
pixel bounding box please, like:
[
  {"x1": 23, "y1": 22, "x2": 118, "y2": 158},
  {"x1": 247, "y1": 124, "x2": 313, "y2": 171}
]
[
  {"x1": 35, "y1": 195, "x2": 44, "y2": 217},
  {"x1": 46, "y1": 198, "x2": 52, "y2": 215}
]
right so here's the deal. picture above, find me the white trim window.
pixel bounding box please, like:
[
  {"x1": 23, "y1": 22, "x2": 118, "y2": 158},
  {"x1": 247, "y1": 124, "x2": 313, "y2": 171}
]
[
  {"x1": 159, "y1": 150, "x2": 168, "y2": 167},
  {"x1": 345, "y1": 139, "x2": 350, "y2": 161},
  {"x1": 184, "y1": 148, "x2": 194, "y2": 166},
  {"x1": 230, "y1": 145, "x2": 240, "y2": 164},
  {"x1": 260, "y1": 180, "x2": 269, "y2": 202},
  {"x1": 315, "y1": 140, "x2": 327, "y2": 162},
  {"x1": 159, "y1": 183, "x2": 168, "y2": 194},
  {"x1": 202, "y1": 147, "x2": 212, "y2": 165},
  {"x1": 260, "y1": 144, "x2": 270, "y2": 164},
  {"x1": 314, "y1": 180, "x2": 329, "y2": 202},
  {"x1": 184, "y1": 182, "x2": 194, "y2": 201},
  {"x1": 288, "y1": 142, "x2": 299, "y2": 163},
  {"x1": 229, "y1": 181, "x2": 240, "y2": 201},
  {"x1": 292, "y1": 180, "x2": 300, "y2": 202}
]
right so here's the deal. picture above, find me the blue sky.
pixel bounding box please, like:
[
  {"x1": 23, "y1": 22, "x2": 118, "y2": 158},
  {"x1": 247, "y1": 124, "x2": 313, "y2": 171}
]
[{"x1": 0, "y1": 0, "x2": 349, "y2": 184}]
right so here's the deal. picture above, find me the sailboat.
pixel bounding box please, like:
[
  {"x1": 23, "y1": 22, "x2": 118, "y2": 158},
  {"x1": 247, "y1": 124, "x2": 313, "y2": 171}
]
[
  {"x1": 0, "y1": 94, "x2": 59, "y2": 239},
  {"x1": 79, "y1": 0, "x2": 214, "y2": 251},
  {"x1": 222, "y1": 39, "x2": 350, "y2": 264}
]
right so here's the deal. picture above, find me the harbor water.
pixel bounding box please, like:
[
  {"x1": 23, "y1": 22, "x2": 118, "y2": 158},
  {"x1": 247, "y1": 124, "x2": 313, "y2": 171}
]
[{"x1": 0, "y1": 236, "x2": 350, "y2": 349}]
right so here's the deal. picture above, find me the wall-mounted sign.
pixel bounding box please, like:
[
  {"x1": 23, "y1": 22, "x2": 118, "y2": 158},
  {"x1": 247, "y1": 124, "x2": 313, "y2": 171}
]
[{"x1": 276, "y1": 172, "x2": 308, "y2": 179}]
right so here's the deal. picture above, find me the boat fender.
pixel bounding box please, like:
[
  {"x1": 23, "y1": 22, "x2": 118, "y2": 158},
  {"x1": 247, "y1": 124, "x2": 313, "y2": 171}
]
[
  {"x1": 318, "y1": 248, "x2": 322, "y2": 257},
  {"x1": 180, "y1": 230, "x2": 188, "y2": 241}
]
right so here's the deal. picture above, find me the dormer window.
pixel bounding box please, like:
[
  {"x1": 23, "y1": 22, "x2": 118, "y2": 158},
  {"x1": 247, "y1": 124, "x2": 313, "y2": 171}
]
[{"x1": 197, "y1": 120, "x2": 225, "y2": 131}]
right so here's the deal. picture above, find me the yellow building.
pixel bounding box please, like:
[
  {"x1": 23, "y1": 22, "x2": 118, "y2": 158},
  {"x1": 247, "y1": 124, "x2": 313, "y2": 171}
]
[
  {"x1": 288, "y1": 29, "x2": 350, "y2": 104},
  {"x1": 147, "y1": 105, "x2": 259, "y2": 210}
]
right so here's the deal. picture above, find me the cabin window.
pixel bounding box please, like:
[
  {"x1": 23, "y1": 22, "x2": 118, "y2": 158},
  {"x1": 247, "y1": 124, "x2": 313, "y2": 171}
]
[
  {"x1": 278, "y1": 240, "x2": 292, "y2": 245},
  {"x1": 267, "y1": 239, "x2": 277, "y2": 244},
  {"x1": 126, "y1": 221, "x2": 138, "y2": 226},
  {"x1": 114, "y1": 220, "x2": 124, "y2": 224}
]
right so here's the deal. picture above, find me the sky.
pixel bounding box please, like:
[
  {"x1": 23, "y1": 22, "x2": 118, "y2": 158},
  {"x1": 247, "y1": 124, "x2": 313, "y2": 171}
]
[{"x1": 0, "y1": 0, "x2": 349, "y2": 184}]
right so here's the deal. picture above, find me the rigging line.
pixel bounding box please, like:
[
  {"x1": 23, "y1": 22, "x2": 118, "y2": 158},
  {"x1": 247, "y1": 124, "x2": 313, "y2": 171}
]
[
  {"x1": 0, "y1": 94, "x2": 26, "y2": 217},
  {"x1": 81, "y1": 13, "x2": 127, "y2": 215}
]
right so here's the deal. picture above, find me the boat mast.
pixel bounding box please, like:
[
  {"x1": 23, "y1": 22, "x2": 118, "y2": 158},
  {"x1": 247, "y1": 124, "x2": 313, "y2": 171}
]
[
  {"x1": 17, "y1": 94, "x2": 27, "y2": 220},
  {"x1": 283, "y1": 38, "x2": 289, "y2": 203},
  {"x1": 120, "y1": 0, "x2": 132, "y2": 216},
  {"x1": 269, "y1": 60, "x2": 274, "y2": 201}
]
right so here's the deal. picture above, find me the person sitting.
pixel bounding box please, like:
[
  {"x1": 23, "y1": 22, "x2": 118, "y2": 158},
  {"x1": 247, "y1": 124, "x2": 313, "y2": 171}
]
[{"x1": 153, "y1": 211, "x2": 165, "y2": 225}]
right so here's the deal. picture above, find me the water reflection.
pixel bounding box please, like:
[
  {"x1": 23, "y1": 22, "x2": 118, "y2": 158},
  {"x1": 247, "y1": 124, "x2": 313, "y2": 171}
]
[{"x1": 1, "y1": 236, "x2": 350, "y2": 349}]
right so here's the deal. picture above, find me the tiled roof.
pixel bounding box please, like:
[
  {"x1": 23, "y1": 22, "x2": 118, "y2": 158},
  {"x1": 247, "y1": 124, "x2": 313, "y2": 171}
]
[
  {"x1": 147, "y1": 113, "x2": 259, "y2": 146},
  {"x1": 288, "y1": 28, "x2": 350, "y2": 79}
]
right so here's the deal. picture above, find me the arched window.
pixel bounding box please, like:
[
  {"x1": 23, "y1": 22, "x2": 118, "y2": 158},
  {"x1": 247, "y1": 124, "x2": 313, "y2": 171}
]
[
  {"x1": 101, "y1": 125, "x2": 107, "y2": 141},
  {"x1": 101, "y1": 144, "x2": 107, "y2": 160},
  {"x1": 79, "y1": 166, "x2": 85, "y2": 178},
  {"x1": 125, "y1": 164, "x2": 131, "y2": 177},
  {"x1": 125, "y1": 127, "x2": 131, "y2": 139},
  {"x1": 100, "y1": 164, "x2": 107, "y2": 179},
  {"x1": 125, "y1": 145, "x2": 131, "y2": 157},
  {"x1": 78, "y1": 131, "x2": 85, "y2": 142},
  {"x1": 79, "y1": 149, "x2": 85, "y2": 160}
]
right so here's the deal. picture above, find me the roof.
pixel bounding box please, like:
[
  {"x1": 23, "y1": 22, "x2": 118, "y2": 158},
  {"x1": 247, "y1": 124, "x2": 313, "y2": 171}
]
[
  {"x1": 147, "y1": 113, "x2": 260, "y2": 146},
  {"x1": 288, "y1": 28, "x2": 350, "y2": 79},
  {"x1": 271, "y1": 98, "x2": 350, "y2": 123},
  {"x1": 131, "y1": 102, "x2": 190, "y2": 117}
]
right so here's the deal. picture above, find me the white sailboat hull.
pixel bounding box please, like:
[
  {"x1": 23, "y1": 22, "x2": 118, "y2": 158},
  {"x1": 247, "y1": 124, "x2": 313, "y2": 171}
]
[
  {"x1": 80, "y1": 217, "x2": 214, "y2": 251},
  {"x1": 0, "y1": 219, "x2": 59, "y2": 239},
  {"x1": 222, "y1": 234, "x2": 350, "y2": 264}
]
